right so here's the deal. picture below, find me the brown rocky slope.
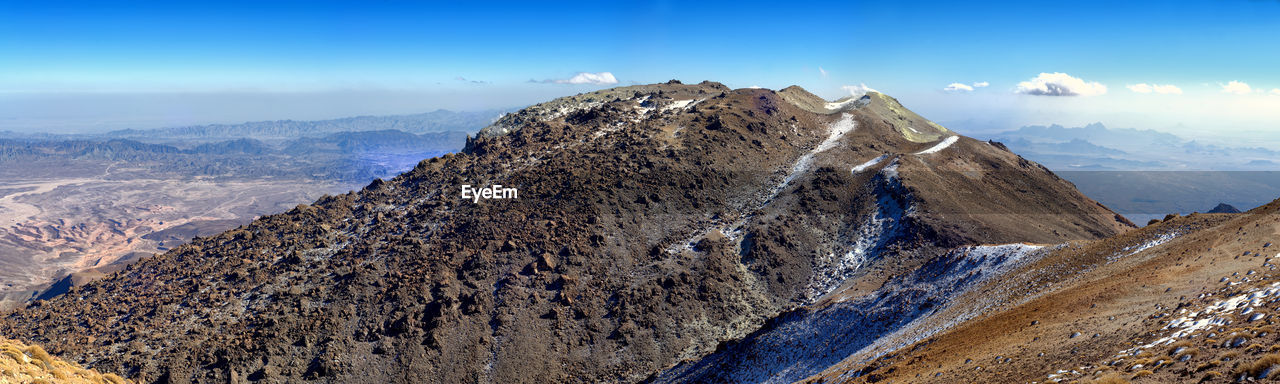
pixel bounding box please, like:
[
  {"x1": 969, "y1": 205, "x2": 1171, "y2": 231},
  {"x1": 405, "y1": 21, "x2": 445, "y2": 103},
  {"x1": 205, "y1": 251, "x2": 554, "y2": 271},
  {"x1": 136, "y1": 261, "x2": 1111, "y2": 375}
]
[
  {"x1": 806, "y1": 199, "x2": 1280, "y2": 383},
  {"x1": 1, "y1": 81, "x2": 1129, "y2": 383}
]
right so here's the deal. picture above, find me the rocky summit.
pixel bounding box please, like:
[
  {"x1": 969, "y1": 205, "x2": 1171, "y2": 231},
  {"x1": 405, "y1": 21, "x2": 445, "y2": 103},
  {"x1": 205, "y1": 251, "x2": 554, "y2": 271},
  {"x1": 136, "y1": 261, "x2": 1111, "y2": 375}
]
[
  {"x1": 1208, "y1": 203, "x2": 1242, "y2": 214},
  {"x1": 1, "y1": 81, "x2": 1134, "y2": 383}
]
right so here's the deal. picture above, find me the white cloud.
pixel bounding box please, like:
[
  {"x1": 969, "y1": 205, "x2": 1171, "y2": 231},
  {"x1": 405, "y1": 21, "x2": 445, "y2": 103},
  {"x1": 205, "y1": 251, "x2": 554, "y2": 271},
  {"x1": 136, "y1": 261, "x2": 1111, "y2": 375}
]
[
  {"x1": 1222, "y1": 80, "x2": 1253, "y2": 95},
  {"x1": 944, "y1": 83, "x2": 974, "y2": 92},
  {"x1": 1126, "y1": 83, "x2": 1182, "y2": 95},
  {"x1": 1126, "y1": 84, "x2": 1152, "y2": 93},
  {"x1": 746, "y1": 85, "x2": 763, "y2": 89},
  {"x1": 972, "y1": 81, "x2": 990, "y2": 88},
  {"x1": 819, "y1": 67, "x2": 829, "y2": 78},
  {"x1": 545, "y1": 72, "x2": 618, "y2": 85},
  {"x1": 1015, "y1": 72, "x2": 1107, "y2": 96},
  {"x1": 841, "y1": 83, "x2": 877, "y2": 98},
  {"x1": 1151, "y1": 84, "x2": 1182, "y2": 94},
  {"x1": 1271, "y1": 88, "x2": 1280, "y2": 96}
]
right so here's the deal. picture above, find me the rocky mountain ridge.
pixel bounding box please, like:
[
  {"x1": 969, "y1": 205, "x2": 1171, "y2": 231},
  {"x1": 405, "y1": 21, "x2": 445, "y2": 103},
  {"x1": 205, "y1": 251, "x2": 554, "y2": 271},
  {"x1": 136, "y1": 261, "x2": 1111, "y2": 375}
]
[{"x1": 1, "y1": 81, "x2": 1130, "y2": 383}]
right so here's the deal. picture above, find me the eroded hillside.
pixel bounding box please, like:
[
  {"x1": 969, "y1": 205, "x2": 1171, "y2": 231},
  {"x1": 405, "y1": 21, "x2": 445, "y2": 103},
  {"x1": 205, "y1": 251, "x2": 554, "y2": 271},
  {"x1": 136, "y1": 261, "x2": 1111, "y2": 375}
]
[
  {"x1": 0, "y1": 81, "x2": 1131, "y2": 383},
  {"x1": 810, "y1": 201, "x2": 1280, "y2": 383}
]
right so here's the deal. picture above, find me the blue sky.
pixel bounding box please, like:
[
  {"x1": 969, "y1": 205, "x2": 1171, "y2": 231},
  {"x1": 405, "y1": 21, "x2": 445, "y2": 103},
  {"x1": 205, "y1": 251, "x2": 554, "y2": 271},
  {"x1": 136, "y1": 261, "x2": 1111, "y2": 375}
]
[{"x1": 2, "y1": 0, "x2": 1279, "y2": 140}]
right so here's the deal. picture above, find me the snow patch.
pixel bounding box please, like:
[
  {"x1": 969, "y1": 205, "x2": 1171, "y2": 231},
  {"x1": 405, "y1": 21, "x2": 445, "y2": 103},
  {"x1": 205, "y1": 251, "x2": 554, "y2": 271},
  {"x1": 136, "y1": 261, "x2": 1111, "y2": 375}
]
[
  {"x1": 915, "y1": 135, "x2": 959, "y2": 155},
  {"x1": 781, "y1": 113, "x2": 857, "y2": 187},
  {"x1": 1135, "y1": 282, "x2": 1280, "y2": 349},
  {"x1": 880, "y1": 159, "x2": 900, "y2": 180},
  {"x1": 825, "y1": 98, "x2": 859, "y2": 110},
  {"x1": 816, "y1": 113, "x2": 857, "y2": 153},
  {"x1": 1108, "y1": 232, "x2": 1181, "y2": 263},
  {"x1": 851, "y1": 154, "x2": 889, "y2": 174},
  {"x1": 805, "y1": 199, "x2": 899, "y2": 301},
  {"x1": 663, "y1": 99, "x2": 696, "y2": 112},
  {"x1": 805, "y1": 165, "x2": 911, "y2": 302},
  {"x1": 837, "y1": 244, "x2": 1052, "y2": 375},
  {"x1": 548, "y1": 100, "x2": 605, "y2": 121},
  {"x1": 663, "y1": 114, "x2": 858, "y2": 256},
  {"x1": 631, "y1": 95, "x2": 655, "y2": 116},
  {"x1": 656, "y1": 243, "x2": 1052, "y2": 384},
  {"x1": 963, "y1": 244, "x2": 1046, "y2": 264}
]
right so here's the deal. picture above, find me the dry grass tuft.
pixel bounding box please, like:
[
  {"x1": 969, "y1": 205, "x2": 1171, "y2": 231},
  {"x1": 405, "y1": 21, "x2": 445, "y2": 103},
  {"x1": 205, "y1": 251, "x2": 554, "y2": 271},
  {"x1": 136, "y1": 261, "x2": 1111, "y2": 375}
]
[
  {"x1": 1091, "y1": 373, "x2": 1130, "y2": 384},
  {"x1": 0, "y1": 337, "x2": 131, "y2": 383},
  {"x1": 1167, "y1": 340, "x2": 1193, "y2": 354},
  {"x1": 1233, "y1": 353, "x2": 1280, "y2": 380},
  {"x1": 1195, "y1": 360, "x2": 1220, "y2": 372},
  {"x1": 1175, "y1": 348, "x2": 1200, "y2": 361},
  {"x1": 103, "y1": 372, "x2": 128, "y2": 384},
  {"x1": 1129, "y1": 357, "x2": 1155, "y2": 369},
  {"x1": 25, "y1": 344, "x2": 52, "y2": 368}
]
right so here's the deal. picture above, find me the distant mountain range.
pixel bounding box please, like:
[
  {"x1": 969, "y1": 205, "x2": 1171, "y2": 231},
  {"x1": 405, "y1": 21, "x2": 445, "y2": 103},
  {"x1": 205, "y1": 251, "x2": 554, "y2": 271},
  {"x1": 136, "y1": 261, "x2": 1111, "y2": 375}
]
[
  {"x1": 0, "y1": 130, "x2": 468, "y2": 182},
  {"x1": 0, "y1": 109, "x2": 507, "y2": 145},
  {"x1": 0, "y1": 109, "x2": 507, "y2": 182},
  {"x1": 982, "y1": 122, "x2": 1280, "y2": 171},
  {"x1": 0, "y1": 112, "x2": 492, "y2": 312},
  {"x1": 104, "y1": 109, "x2": 505, "y2": 143},
  {"x1": 980, "y1": 123, "x2": 1280, "y2": 225}
]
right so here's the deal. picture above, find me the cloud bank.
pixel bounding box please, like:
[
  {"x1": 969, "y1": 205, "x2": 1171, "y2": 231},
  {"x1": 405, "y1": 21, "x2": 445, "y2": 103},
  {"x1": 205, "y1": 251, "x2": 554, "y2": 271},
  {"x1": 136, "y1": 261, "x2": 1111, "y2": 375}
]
[
  {"x1": 1126, "y1": 83, "x2": 1182, "y2": 94},
  {"x1": 841, "y1": 83, "x2": 877, "y2": 98},
  {"x1": 1015, "y1": 72, "x2": 1107, "y2": 96},
  {"x1": 944, "y1": 81, "x2": 988, "y2": 92},
  {"x1": 542, "y1": 72, "x2": 618, "y2": 85},
  {"x1": 1221, "y1": 80, "x2": 1252, "y2": 95}
]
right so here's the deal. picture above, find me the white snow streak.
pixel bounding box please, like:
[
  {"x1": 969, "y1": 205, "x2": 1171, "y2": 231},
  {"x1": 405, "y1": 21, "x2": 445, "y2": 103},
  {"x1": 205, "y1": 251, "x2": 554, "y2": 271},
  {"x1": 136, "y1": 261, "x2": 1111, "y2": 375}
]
[
  {"x1": 805, "y1": 162, "x2": 911, "y2": 302},
  {"x1": 851, "y1": 155, "x2": 888, "y2": 174},
  {"x1": 805, "y1": 203, "x2": 895, "y2": 301},
  {"x1": 783, "y1": 113, "x2": 856, "y2": 186},
  {"x1": 1108, "y1": 232, "x2": 1181, "y2": 263},
  {"x1": 664, "y1": 113, "x2": 856, "y2": 255},
  {"x1": 915, "y1": 135, "x2": 958, "y2": 155},
  {"x1": 817, "y1": 113, "x2": 857, "y2": 152}
]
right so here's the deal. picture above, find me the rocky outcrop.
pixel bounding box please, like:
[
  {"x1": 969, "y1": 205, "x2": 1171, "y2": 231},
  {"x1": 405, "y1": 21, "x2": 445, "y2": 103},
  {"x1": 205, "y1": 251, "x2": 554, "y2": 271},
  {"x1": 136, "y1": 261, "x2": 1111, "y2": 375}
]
[{"x1": 1207, "y1": 202, "x2": 1241, "y2": 213}]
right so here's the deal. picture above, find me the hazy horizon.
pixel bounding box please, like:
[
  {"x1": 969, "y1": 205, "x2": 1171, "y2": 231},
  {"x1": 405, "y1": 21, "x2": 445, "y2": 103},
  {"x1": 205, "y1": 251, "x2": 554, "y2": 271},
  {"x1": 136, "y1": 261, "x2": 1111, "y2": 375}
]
[
  {"x1": 4, "y1": 87, "x2": 1278, "y2": 150},
  {"x1": 3, "y1": 1, "x2": 1279, "y2": 146}
]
